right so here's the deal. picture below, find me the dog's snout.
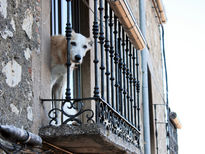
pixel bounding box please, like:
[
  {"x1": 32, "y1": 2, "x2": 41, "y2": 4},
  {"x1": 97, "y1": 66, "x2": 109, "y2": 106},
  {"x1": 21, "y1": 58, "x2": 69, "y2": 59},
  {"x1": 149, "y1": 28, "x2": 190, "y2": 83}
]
[{"x1": 75, "y1": 54, "x2": 81, "y2": 61}]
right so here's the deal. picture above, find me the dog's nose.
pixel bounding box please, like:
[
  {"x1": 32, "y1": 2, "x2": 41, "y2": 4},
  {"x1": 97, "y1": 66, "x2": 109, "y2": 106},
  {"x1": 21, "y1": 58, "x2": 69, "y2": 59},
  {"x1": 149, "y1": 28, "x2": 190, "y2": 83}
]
[{"x1": 75, "y1": 54, "x2": 81, "y2": 61}]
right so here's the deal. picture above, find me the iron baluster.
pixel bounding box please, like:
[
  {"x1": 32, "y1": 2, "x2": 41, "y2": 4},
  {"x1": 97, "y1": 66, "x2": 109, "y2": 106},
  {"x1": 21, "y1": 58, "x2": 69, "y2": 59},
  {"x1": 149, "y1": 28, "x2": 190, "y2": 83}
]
[
  {"x1": 93, "y1": 0, "x2": 99, "y2": 98},
  {"x1": 74, "y1": 0, "x2": 81, "y2": 100},
  {"x1": 129, "y1": 42, "x2": 133, "y2": 124},
  {"x1": 109, "y1": 7, "x2": 115, "y2": 108},
  {"x1": 93, "y1": 0, "x2": 100, "y2": 123},
  {"x1": 136, "y1": 49, "x2": 141, "y2": 131},
  {"x1": 125, "y1": 35, "x2": 130, "y2": 122},
  {"x1": 65, "y1": 0, "x2": 72, "y2": 100},
  {"x1": 122, "y1": 30, "x2": 127, "y2": 118},
  {"x1": 118, "y1": 22, "x2": 123, "y2": 115},
  {"x1": 99, "y1": 0, "x2": 105, "y2": 100},
  {"x1": 104, "y1": 0, "x2": 110, "y2": 104},
  {"x1": 64, "y1": 0, "x2": 72, "y2": 125},
  {"x1": 132, "y1": 48, "x2": 137, "y2": 127},
  {"x1": 114, "y1": 15, "x2": 119, "y2": 112}
]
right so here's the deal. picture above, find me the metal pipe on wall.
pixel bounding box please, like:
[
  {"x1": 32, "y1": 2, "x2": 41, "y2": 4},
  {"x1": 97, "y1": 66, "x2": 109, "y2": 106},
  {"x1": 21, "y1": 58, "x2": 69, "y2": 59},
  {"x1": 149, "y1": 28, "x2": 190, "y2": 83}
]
[
  {"x1": 139, "y1": 0, "x2": 151, "y2": 153},
  {"x1": 0, "y1": 125, "x2": 42, "y2": 146}
]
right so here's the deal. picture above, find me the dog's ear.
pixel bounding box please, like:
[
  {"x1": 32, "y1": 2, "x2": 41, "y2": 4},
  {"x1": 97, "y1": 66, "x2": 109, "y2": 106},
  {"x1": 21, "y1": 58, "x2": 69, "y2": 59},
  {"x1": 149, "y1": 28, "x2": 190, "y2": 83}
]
[{"x1": 88, "y1": 39, "x2": 93, "y2": 47}]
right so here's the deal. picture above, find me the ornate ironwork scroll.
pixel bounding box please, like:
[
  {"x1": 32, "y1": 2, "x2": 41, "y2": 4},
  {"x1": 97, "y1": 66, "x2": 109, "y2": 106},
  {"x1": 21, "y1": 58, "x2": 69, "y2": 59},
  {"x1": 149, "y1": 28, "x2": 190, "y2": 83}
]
[{"x1": 48, "y1": 99, "x2": 94, "y2": 125}]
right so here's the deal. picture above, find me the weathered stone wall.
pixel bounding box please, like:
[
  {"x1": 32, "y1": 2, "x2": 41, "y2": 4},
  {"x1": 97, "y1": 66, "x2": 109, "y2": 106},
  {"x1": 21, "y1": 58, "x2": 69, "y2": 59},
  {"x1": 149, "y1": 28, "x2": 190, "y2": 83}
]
[
  {"x1": 146, "y1": 0, "x2": 163, "y2": 90},
  {"x1": 146, "y1": 0, "x2": 167, "y2": 154},
  {"x1": 127, "y1": 0, "x2": 140, "y2": 24},
  {"x1": 0, "y1": 0, "x2": 50, "y2": 133},
  {"x1": 128, "y1": 0, "x2": 167, "y2": 153}
]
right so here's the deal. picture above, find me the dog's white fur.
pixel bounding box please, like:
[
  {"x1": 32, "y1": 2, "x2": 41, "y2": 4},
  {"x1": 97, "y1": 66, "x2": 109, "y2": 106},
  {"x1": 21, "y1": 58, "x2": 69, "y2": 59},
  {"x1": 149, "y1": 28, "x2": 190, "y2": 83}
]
[{"x1": 51, "y1": 31, "x2": 92, "y2": 125}]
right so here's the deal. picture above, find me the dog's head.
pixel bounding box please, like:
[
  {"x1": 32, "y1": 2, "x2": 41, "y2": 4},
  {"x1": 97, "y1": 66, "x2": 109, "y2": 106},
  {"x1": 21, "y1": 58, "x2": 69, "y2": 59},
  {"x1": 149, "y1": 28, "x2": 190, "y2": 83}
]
[{"x1": 70, "y1": 31, "x2": 93, "y2": 65}]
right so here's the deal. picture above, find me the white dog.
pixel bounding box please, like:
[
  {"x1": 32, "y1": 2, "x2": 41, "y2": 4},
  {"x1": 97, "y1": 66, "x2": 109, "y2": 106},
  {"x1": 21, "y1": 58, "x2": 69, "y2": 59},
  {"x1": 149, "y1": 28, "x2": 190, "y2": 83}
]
[{"x1": 51, "y1": 31, "x2": 92, "y2": 125}]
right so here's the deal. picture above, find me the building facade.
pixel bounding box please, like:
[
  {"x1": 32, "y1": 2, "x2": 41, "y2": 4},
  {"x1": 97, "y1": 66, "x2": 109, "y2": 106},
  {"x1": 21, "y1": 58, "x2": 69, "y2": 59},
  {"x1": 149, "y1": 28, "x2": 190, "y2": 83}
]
[{"x1": 0, "y1": 0, "x2": 180, "y2": 153}]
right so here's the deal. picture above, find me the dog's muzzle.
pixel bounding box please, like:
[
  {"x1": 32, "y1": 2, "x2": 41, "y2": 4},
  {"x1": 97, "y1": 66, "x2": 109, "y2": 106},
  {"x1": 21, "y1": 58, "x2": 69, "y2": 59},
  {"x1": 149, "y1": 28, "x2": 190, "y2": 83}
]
[{"x1": 74, "y1": 54, "x2": 81, "y2": 62}]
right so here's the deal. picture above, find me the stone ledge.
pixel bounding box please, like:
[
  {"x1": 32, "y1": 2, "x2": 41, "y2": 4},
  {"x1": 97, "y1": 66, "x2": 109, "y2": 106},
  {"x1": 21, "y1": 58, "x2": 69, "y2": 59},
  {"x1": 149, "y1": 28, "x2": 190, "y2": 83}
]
[{"x1": 39, "y1": 124, "x2": 141, "y2": 154}]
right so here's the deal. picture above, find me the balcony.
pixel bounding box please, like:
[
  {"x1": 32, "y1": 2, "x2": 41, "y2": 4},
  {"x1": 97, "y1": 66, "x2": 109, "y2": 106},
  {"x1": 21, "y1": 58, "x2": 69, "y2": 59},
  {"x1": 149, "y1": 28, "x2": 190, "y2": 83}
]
[
  {"x1": 168, "y1": 120, "x2": 178, "y2": 154},
  {"x1": 40, "y1": 0, "x2": 145, "y2": 153},
  {"x1": 168, "y1": 112, "x2": 180, "y2": 154}
]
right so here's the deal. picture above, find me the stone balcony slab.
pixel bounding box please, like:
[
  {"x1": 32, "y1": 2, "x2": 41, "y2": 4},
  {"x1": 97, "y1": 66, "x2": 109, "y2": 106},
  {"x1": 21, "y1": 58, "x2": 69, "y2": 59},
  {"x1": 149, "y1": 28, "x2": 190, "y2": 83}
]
[{"x1": 39, "y1": 124, "x2": 141, "y2": 154}]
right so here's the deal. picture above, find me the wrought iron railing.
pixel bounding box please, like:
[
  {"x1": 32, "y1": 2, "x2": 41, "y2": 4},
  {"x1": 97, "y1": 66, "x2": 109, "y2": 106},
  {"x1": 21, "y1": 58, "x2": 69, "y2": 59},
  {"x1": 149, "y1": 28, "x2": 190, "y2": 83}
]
[
  {"x1": 168, "y1": 120, "x2": 178, "y2": 154},
  {"x1": 42, "y1": 0, "x2": 141, "y2": 146}
]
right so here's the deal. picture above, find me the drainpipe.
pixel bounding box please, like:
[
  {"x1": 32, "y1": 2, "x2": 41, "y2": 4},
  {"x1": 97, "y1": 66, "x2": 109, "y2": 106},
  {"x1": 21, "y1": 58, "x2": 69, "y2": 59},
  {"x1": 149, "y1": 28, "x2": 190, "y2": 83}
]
[
  {"x1": 0, "y1": 125, "x2": 42, "y2": 146},
  {"x1": 139, "y1": 0, "x2": 151, "y2": 154}
]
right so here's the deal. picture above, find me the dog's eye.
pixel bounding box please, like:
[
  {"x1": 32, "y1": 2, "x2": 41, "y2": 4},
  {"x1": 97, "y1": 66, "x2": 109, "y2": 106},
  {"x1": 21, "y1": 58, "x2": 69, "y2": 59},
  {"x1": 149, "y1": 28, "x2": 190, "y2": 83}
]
[
  {"x1": 83, "y1": 45, "x2": 87, "y2": 49},
  {"x1": 71, "y1": 41, "x2": 76, "y2": 46}
]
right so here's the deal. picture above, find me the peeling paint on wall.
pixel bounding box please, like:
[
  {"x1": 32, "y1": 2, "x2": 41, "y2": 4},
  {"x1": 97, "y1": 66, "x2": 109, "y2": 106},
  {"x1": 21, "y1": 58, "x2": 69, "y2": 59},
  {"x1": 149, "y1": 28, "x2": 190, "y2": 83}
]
[
  {"x1": 27, "y1": 106, "x2": 33, "y2": 121},
  {"x1": 0, "y1": 0, "x2": 7, "y2": 18},
  {"x1": 24, "y1": 48, "x2": 31, "y2": 60},
  {"x1": 2, "y1": 59, "x2": 22, "y2": 87},
  {"x1": 0, "y1": 26, "x2": 13, "y2": 39},
  {"x1": 10, "y1": 18, "x2": 16, "y2": 31},
  {"x1": 10, "y1": 104, "x2": 19, "y2": 115},
  {"x1": 22, "y1": 9, "x2": 33, "y2": 39},
  {"x1": 27, "y1": 91, "x2": 33, "y2": 101}
]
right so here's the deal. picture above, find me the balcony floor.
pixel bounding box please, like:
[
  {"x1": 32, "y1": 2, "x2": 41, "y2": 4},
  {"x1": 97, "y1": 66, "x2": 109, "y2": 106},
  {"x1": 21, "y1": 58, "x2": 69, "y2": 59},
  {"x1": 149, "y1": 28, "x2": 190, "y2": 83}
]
[{"x1": 39, "y1": 124, "x2": 141, "y2": 154}]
